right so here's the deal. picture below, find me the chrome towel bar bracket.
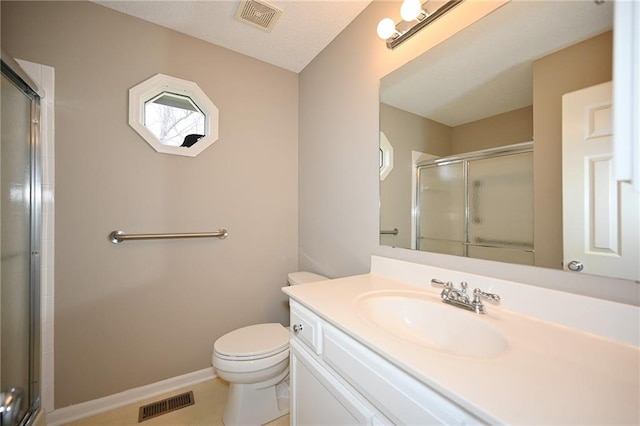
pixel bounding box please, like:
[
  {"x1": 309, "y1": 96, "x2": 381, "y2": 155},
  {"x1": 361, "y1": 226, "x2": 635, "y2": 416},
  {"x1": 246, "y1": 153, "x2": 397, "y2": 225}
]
[
  {"x1": 109, "y1": 229, "x2": 228, "y2": 244},
  {"x1": 380, "y1": 228, "x2": 399, "y2": 235}
]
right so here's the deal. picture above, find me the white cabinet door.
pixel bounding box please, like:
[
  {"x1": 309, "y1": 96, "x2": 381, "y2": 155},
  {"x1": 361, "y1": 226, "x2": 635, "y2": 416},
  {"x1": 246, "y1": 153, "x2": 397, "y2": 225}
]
[
  {"x1": 562, "y1": 81, "x2": 640, "y2": 281},
  {"x1": 290, "y1": 340, "x2": 375, "y2": 426}
]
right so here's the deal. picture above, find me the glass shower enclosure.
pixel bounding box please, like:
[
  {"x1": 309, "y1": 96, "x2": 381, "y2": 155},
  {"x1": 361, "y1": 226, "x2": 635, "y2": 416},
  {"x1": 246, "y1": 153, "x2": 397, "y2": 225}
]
[
  {"x1": 1, "y1": 54, "x2": 42, "y2": 426},
  {"x1": 416, "y1": 143, "x2": 534, "y2": 265}
]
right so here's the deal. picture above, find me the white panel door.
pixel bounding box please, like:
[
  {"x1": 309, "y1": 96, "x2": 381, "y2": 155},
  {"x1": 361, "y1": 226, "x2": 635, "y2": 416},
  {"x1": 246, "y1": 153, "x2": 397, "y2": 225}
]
[{"x1": 562, "y1": 81, "x2": 640, "y2": 281}]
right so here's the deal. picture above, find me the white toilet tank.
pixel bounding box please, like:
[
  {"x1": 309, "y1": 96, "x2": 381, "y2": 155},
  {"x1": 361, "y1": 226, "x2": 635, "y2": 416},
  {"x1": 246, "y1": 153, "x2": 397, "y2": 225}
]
[{"x1": 287, "y1": 271, "x2": 328, "y2": 286}]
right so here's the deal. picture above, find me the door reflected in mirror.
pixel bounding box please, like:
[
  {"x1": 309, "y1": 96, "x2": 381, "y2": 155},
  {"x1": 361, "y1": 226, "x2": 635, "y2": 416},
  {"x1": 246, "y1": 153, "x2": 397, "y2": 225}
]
[{"x1": 378, "y1": 0, "x2": 640, "y2": 281}]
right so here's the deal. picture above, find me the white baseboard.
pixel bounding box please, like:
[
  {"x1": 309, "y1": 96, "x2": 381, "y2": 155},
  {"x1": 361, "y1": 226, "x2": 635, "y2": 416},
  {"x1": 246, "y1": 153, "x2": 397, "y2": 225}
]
[{"x1": 45, "y1": 368, "x2": 216, "y2": 426}]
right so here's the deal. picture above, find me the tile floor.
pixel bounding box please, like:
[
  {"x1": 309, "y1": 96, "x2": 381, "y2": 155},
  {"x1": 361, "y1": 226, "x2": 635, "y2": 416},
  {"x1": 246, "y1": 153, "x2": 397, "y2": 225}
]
[{"x1": 64, "y1": 379, "x2": 290, "y2": 426}]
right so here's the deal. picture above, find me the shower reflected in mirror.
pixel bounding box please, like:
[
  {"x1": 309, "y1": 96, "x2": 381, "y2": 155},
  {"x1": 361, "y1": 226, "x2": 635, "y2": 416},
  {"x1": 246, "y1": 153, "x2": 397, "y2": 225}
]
[{"x1": 378, "y1": 0, "x2": 639, "y2": 281}]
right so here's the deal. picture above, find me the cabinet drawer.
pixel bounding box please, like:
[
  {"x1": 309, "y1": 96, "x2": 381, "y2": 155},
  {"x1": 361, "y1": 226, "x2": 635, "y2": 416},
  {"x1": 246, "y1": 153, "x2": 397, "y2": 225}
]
[
  {"x1": 322, "y1": 324, "x2": 484, "y2": 425},
  {"x1": 290, "y1": 300, "x2": 323, "y2": 355}
]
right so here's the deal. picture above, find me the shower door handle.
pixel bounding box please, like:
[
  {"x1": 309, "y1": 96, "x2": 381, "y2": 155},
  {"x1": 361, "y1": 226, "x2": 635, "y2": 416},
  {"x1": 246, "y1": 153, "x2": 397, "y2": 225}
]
[{"x1": 0, "y1": 387, "x2": 25, "y2": 426}]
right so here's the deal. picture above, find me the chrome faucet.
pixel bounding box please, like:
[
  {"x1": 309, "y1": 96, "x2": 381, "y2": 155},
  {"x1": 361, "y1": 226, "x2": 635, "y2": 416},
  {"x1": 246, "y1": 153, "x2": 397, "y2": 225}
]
[{"x1": 431, "y1": 278, "x2": 501, "y2": 314}]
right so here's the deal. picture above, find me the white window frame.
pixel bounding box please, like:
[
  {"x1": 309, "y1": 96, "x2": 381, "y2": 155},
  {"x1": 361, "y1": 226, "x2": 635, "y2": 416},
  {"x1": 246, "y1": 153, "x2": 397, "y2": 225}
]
[{"x1": 129, "y1": 73, "x2": 219, "y2": 157}]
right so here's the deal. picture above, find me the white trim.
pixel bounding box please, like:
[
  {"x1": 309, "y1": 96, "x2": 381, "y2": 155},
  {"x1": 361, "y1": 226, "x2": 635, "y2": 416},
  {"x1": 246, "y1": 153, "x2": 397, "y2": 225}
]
[
  {"x1": 32, "y1": 409, "x2": 46, "y2": 426},
  {"x1": 613, "y1": 0, "x2": 640, "y2": 190},
  {"x1": 45, "y1": 368, "x2": 216, "y2": 426},
  {"x1": 379, "y1": 131, "x2": 394, "y2": 181}
]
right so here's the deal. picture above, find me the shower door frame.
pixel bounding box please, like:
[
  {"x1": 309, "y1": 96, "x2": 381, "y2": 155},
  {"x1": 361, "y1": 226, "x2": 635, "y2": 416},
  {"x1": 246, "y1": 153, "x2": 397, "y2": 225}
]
[
  {"x1": 414, "y1": 141, "x2": 533, "y2": 257},
  {"x1": 1, "y1": 54, "x2": 42, "y2": 426}
]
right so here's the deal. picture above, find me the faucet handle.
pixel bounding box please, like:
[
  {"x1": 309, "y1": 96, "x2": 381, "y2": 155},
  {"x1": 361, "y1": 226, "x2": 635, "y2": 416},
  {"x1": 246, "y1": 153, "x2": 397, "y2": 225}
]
[
  {"x1": 473, "y1": 288, "x2": 501, "y2": 304},
  {"x1": 431, "y1": 278, "x2": 453, "y2": 288}
]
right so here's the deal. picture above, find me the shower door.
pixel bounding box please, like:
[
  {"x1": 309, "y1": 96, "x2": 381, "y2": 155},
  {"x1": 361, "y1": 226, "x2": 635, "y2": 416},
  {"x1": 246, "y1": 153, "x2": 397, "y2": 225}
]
[
  {"x1": 1, "y1": 60, "x2": 41, "y2": 426},
  {"x1": 416, "y1": 161, "x2": 465, "y2": 255},
  {"x1": 416, "y1": 145, "x2": 534, "y2": 265},
  {"x1": 466, "y1": 152, "x2": 534, "y2": 264}
]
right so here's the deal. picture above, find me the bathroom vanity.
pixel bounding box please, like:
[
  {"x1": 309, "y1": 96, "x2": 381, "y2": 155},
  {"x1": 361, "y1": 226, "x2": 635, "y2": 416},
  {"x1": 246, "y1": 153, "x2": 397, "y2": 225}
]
[
  {"x1": 288, "y1": 299, "x2": 482, "y2": 424},
  {"x1": 282, "y1": 257, "x2": 640, "y2": 425}
]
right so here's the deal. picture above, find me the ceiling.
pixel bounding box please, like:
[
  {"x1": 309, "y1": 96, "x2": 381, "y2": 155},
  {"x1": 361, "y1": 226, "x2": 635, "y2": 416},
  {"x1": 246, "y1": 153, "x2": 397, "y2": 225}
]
[{"x1": 93, "y1": 0, "x2": 372, "y2": 73}]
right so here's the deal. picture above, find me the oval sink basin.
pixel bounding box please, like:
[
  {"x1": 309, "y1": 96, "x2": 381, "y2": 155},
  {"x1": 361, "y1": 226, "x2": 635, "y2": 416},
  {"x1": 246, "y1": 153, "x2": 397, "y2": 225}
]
[{"x1": 355, "y1": 290, "x2": 508, "y2": 358}]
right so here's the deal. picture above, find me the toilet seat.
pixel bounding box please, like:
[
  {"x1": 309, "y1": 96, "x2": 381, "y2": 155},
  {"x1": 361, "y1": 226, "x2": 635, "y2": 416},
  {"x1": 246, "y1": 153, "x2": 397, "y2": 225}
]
[
  {"x1": 214, "y1": 323, "x2": 289, "y2": 360},
  {"x1": 213, "y1": 346, "x2": 289, "y2": 375}
]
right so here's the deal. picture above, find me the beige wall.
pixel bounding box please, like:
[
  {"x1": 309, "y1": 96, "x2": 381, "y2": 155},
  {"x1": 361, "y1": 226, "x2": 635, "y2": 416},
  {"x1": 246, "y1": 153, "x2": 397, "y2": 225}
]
[
  {"x1": 533, "y1": 31, "x2": 612, "y2": 269},
  {"x1": 379, "y1": 103, "x2": 451, "y2": 248},
  {"x1": 299, "y1": 2, "x2": 638, "y2": 304},
  {"x1": 2, "y1": 1, "x2": 298, "y2": 408},
  {"x1": 452, "y1": 105, "x2": 533, "y2": 154}
]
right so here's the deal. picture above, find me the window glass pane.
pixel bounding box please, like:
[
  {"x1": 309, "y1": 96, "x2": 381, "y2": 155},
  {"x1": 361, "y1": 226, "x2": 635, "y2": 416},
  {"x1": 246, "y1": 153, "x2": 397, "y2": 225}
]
[{"x1": 144, "y1": 92, "x2": 205, "y2": 147}]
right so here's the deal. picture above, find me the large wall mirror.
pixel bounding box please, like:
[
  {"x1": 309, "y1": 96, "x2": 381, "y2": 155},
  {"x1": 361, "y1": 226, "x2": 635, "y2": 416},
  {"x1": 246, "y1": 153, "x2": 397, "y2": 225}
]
[
  {"x1": 379, "y1": 0, "x2": 639, "y2": 282},
  {"x1": 129, "y1": 73, "x2": 219, "y2": 157}
]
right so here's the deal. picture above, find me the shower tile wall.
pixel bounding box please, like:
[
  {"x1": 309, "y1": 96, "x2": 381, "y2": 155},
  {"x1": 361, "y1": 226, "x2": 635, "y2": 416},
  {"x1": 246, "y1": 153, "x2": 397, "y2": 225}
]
[{"x1": 17, "y1": 59, "x2": 56, "y2": 413}]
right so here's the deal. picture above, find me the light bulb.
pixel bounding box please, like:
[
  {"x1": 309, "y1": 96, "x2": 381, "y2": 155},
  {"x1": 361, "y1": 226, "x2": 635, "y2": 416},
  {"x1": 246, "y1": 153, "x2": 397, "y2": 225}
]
[
  {"x1": 377, "y1": 18, "x2": 396, "y2": 40},
  {"x1": 400, "y1": 0, "x2": 422, "y2": 21}
]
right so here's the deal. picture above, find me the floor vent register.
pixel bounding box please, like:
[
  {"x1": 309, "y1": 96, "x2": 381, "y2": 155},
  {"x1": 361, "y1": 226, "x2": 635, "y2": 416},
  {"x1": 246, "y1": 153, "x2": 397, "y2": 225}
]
[{"x1": 138, "y1": 391, "x2": 195, "y2": 422}]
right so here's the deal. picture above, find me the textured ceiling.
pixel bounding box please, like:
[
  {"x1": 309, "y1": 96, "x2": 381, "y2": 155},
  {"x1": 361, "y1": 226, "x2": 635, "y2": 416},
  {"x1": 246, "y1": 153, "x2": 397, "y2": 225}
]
[{"x1": 93, "y1": 0, "x2": 372, "y2": 73}]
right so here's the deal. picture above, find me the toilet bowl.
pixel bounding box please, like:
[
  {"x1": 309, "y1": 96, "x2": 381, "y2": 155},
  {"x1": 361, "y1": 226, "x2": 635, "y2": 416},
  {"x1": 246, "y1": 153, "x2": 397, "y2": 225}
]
[{"x1": 212, "y1": 272, "x2": 328, "y2": 426}]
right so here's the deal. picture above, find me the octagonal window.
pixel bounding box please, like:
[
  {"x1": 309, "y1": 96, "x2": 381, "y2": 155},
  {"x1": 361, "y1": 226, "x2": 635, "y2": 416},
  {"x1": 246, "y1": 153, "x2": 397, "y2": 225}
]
[
  {"x1": 129, "y1": 74, "x2": 218, "y2": 157},
  {"x1": 379, "y1": 131, "x2": 394, "y2": 180}
]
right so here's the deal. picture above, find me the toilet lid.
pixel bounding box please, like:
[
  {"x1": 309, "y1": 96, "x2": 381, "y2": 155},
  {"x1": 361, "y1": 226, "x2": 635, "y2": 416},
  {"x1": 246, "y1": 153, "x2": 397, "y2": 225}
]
[{"x1": 214, "y1": 323, "x2": 289, "y2": 359}]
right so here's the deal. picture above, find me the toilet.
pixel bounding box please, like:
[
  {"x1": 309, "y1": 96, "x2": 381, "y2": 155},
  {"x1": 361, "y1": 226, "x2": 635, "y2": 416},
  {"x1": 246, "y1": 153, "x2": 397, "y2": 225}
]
[{"x1": 212, "y1": 272, "x2": 328, "y2": 426}]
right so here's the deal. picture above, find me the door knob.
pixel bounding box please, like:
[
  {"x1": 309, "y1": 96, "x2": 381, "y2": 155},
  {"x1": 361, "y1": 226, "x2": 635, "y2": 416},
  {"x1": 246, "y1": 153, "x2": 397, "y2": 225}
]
[{"x1": 567, "y1": 260, "x2": 584, "y2": 272}]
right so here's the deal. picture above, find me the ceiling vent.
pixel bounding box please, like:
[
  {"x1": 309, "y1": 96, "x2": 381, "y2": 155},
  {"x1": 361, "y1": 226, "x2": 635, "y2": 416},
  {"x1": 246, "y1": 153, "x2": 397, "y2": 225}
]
[{"x1": 235, "y1": 0, "x2": 283, "y2": 32}]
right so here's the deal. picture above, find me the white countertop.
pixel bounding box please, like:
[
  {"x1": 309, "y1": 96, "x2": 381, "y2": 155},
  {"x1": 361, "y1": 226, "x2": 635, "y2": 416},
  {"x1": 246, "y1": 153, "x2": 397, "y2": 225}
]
[{"x1": 283, "y1": 273, "x2": 640, "y2": 425}]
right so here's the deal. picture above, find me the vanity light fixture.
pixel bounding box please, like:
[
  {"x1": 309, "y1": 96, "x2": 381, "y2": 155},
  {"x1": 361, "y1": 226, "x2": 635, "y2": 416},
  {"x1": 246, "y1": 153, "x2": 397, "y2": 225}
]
[{"x1": 377, "y1": 0, "x2": 464, "y2": 50}]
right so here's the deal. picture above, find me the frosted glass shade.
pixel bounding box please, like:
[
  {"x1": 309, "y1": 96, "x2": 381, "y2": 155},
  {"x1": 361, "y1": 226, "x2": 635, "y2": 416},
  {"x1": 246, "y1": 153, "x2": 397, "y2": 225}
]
[
  {"x1": 401, "y1": 0, "x2": 422, "y2": 21},
  {"x1": 377, "y1": 18, "x2": 396, "y2": 39}
]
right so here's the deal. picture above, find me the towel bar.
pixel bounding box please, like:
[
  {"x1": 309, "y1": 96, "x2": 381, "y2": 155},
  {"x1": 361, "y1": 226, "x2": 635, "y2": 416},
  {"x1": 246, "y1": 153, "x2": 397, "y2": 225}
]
[
  {"x1": 380, "y1": 228, "x2": 399, "y2": 235},
  {"x1": 109, "y1": 229, "x2": 228, "y2": 244}
]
